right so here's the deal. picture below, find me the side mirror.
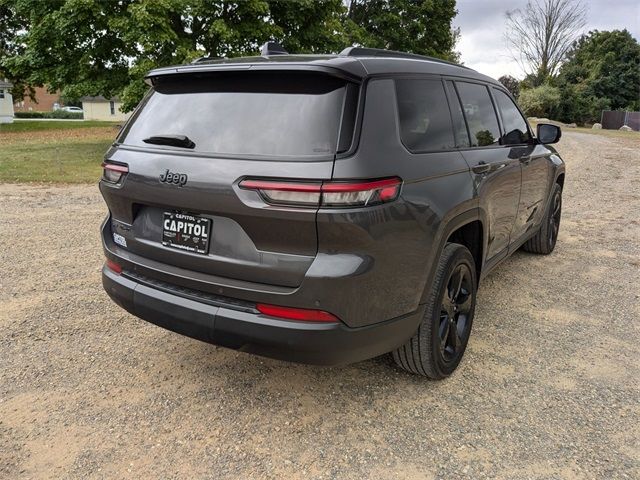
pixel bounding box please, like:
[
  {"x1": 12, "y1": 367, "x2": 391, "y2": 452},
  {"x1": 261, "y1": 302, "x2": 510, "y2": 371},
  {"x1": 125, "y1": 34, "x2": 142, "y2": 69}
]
[{"x1": 537, "y1": 123, "x2": 562, "y2": 144}]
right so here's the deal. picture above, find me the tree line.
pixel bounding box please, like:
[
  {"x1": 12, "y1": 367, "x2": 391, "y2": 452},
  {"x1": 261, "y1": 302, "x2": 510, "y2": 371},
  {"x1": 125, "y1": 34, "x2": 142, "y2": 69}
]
[
  {"x1": 0, "y1": 0, "x2": 459, "y2": 112},
  {"x1": 499, "y1": 0, "x2": 640, "y2": 125}
]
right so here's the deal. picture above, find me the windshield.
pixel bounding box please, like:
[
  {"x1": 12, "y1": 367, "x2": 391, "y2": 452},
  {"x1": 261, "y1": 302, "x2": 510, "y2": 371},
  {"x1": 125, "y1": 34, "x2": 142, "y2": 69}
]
[{"x1": 119, "y1": 72, "x2": 351, "y2": 158}]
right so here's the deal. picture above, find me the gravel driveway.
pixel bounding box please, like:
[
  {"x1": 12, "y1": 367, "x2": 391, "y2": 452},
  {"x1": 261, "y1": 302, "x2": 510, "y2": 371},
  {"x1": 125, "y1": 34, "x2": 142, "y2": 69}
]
[{"x1": 1, "y1": 131, "x2": 638, "y2": 479}]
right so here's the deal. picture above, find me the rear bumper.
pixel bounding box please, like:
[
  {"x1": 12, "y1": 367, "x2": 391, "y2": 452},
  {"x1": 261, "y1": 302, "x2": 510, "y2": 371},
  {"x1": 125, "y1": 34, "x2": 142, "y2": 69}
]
[{"x1": 103, "y1": 267, "x2": 424, "y2": 366}]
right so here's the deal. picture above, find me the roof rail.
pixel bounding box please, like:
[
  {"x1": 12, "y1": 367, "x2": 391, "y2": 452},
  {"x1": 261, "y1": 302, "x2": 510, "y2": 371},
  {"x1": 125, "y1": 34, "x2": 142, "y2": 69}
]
[
  {"x1": 339, "y1": 46, "x2": 470, "y2": 69},
  {"x1": 191, "y1": 56, "x2": 223, "y2": 64},
  {"x1": 260, "y1": 41, "x2": 288, "y2": 57}
]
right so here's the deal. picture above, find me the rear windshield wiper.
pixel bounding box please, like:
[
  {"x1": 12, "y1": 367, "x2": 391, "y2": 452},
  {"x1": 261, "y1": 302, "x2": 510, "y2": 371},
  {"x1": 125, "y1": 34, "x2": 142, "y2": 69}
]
[{"x1": 142, "y1": 134, "x2": 196, "y2": 149}]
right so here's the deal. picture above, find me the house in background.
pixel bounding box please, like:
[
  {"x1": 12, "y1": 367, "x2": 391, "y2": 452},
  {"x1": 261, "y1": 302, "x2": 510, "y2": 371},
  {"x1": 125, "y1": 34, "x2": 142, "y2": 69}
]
[
  {"x1": 14, "y1": 86, "x2": 63, "y2": 112},
  {"x1": 0, "y1": 80, "x2": 14, "y2": 123},
  {"x1": 81, "y1": 96, "x2": 131, "y2": 121}
]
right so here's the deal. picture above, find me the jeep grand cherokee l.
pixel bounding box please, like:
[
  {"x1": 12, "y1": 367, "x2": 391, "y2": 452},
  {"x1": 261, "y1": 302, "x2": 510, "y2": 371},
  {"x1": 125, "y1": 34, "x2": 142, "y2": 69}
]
[{"x1": 100, "y1": 44, "x2": 565, "y2": 378}]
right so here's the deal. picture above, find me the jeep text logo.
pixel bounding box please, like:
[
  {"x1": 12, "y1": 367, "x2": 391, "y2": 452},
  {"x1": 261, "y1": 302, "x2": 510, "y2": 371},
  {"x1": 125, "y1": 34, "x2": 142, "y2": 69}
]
[{"x1": 159, "y1": 169, "x2": 188, "y2": 187}]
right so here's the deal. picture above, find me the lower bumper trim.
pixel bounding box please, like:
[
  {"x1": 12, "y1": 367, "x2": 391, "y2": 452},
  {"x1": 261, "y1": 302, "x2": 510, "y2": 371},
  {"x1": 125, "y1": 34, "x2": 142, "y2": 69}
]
[{"x1": 102, "y1": 267, "x2": 424, "y2": 366}]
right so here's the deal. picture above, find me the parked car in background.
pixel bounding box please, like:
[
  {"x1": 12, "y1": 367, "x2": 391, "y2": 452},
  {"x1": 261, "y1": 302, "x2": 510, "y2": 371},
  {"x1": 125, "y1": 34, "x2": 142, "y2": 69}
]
[
  {"x1": 100, "y1": 43, "x2": 565, "y2": 379},
  {"x1": 61, "y1": 106, "x2": 84, "y2": 113}
]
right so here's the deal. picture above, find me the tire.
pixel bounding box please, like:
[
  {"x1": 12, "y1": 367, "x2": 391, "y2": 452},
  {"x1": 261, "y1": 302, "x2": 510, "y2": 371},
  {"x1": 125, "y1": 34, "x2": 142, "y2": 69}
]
[
  {"x1": 522, "y1": 183, "x2": 562, "y2": 255},
  {"x1": 392, "y1": 243, "x2": 477, "y2": 379}
]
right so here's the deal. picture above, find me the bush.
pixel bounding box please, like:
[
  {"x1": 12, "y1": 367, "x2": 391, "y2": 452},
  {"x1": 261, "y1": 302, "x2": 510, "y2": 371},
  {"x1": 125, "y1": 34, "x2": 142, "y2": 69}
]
[
  {"x1": 518, "y1": 85, "x2": 561, "y2": 118},
  {"x1": 49, "y1": 110, "x2": 83, "y2": 119},
  {"x1": 555, "y1": 84, "x2": 610, "y2": 125},
  {"x1": 14, "y1": 111, "x2": 46, "y2": 118},
  {"x1": 14, "y1": 110, "x2": 83, "y2": 120}
]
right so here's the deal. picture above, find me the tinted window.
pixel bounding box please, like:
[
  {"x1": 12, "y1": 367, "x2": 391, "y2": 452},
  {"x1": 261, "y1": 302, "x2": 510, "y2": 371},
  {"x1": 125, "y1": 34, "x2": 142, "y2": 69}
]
[
  {"x1": 493, "y1": 89, "x2": 531, "y2": 145},
  {"x1": 445, "y1": 81, "x2": 470, "y2": 148},
  {"x1": 120, "y1": 72, "x2": 350, "y2": 158},
  {"x1": 395, "y1": 79, "x2": 455, "y2": 152},
  {"x1": 455, "y1": 82, "x2": 501, "y2": 147}
]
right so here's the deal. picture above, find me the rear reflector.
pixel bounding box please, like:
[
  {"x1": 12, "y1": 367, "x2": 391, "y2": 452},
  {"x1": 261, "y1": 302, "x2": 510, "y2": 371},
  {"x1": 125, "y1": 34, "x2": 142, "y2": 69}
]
[
  {"x1": 105, "y1": 259, "x2": 122, "y2": 274},
  {"x1": 239, "y1": 177, "x2": 401, "y2": 208},
  {"x1": 102, "y1": 162, "x2": 129, "y2": 183},
  {"x1": 256, "y1": 303, "x2": 339, "y2": 322}
]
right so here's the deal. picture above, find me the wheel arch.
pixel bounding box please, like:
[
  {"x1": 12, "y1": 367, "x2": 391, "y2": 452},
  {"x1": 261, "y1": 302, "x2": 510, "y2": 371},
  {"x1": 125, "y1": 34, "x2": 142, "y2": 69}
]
[
  {"x1": 419, "y1": 208, "x2": 486, "y2": 304},
  {"x1": 446, "y1": 219, "x2": 484, "y2": 280}
]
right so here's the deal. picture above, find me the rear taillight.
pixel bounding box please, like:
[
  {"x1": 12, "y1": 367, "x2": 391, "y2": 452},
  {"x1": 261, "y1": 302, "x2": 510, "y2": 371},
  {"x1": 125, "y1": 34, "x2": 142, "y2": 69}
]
[
  {"x1": 102, "y1": 162, "x2": 129, "y2": 183},
  {"x1": 105, "y1": 259, "x2": 122, "y2": 274},
  {"x1": 239, "y1": 177, "x2": 401, "y2": 208},
  {"x1": 239, "y1": 179, "x2": 322, "y2": 207},
  {"x1": 256, "y1": 303, "x2": 339, "y2": 322},
  {"x1": 321, "y1": 178, "x2": 402, "y2": 207}
]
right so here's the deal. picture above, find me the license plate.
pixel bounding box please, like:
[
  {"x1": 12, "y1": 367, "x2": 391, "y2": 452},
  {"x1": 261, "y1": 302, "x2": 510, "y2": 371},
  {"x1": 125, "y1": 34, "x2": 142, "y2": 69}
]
[{"x1": 162, "y1": 212, "x2": 211, "y2": 254}]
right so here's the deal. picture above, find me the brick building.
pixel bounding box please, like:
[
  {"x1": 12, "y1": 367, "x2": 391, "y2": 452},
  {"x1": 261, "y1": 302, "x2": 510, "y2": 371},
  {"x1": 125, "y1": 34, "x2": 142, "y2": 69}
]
[{"x1": 13, "y1": 86, "x2": 63, "y2": 112}]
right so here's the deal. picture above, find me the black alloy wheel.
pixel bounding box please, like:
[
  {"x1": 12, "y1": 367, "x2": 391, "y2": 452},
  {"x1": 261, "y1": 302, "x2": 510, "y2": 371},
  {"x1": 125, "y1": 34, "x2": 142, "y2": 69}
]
[
  {"x1": 392, "y1": 243, "x2": 477, "y2": 379},
  {"x1": 522, "y1": 183, "x2": 563, "y2": 255},
  {"x1": 439, "y1": 264, "x2": 473, "y2": 363},
  {"x1": 548, "y1": 189, "x2": 562, "y2": 250}
]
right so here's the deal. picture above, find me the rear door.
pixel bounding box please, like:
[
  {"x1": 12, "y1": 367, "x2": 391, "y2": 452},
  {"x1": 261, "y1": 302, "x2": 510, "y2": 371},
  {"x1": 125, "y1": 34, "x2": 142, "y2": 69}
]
[
  {"x1": 100, "y1": 71, "x2": 356, "y2": 288},
  {"x1": 451, "y1": 80, "x2": 522, "y2": 262}
]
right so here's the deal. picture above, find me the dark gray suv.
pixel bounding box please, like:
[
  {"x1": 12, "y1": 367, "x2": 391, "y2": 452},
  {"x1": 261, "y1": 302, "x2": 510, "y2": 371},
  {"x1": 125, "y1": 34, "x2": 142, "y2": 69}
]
[{"x1": 100, "y1": 45, "x2": 565, "y2": 378}]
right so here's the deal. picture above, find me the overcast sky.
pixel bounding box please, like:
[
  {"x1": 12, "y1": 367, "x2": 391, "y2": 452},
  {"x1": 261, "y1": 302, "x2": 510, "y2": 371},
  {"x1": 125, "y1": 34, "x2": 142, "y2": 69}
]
[{"x1": 455, "y1": 0, "x2": 640, "y2": 79}]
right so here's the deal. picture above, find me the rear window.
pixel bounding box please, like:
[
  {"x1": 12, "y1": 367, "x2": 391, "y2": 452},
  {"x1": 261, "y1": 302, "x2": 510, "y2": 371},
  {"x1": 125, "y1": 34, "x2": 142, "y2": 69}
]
[
  {"x1": 395, "y1": 78, "x2": 455, "y2": 152},
  {"x1": 455, "y1": 82, "x2": 501, "y2": 147},
  {"x1": 120, "y1": 72, "x2": 354, "y2": 158}
]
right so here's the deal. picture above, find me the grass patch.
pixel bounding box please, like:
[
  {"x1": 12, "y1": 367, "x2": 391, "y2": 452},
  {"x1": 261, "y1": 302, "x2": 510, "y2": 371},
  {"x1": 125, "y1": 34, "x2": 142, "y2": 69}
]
[
  {"x1": 0, "y1": 120, "x2": 119, "y2": 133},
  {"x1": 0, "y1": 121, "x2": 118, "y2": 183},
  {"x1": 0, "y1": 140, "x2": 113, "y2": 183}
]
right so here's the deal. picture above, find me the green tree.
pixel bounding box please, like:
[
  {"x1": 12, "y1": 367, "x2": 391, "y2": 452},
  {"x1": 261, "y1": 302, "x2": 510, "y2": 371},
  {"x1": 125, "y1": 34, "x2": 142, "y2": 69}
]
[
  {"x1": 518, "y1": 84, "x2": 561, "y2": 118},
  {"x1": 555, "y1": 29, "x2": 640, "y2": 123},
  {"x1": 116, "y1": 0, "x2": 349, "y2": 111},
  {"x1": 345, "y1": 0, "x2": 459, "y2": 61},
  {"x1": 1, "y1": 0, "x2": 349, "y2": 112},
  {"x1": 498, "y1": 75, "x2": 520, "y2": 98},
  {"x1": 0, "y1": 0, "x2": 31, "y2": 101},
  {"x1": 3, "y1": 0, "x2": 136, "y2": 106},
  {"x1": 2, "y1": 0, "x2": 460, "y2": 112}
]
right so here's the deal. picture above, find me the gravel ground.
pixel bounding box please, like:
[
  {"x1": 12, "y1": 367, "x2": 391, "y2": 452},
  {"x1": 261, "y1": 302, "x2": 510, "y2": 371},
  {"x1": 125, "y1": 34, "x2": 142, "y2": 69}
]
[{"x1": 1, "y1": 131, "x2": 639, "y2": 479}]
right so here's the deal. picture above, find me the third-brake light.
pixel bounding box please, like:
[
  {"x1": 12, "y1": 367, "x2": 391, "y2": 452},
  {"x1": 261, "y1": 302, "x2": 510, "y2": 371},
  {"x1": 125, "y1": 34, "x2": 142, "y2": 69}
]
[{"x1": 239, "y1": 177, "x2": 402, "y2": 208}]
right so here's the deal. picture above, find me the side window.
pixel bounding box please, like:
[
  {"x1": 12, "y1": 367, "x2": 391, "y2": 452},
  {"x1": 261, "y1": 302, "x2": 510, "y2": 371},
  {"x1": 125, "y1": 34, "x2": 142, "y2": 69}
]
[
  {"x1": 109, "y1": 100, "x2": 115, "y2": 115},
  {"x1": 455, "y1": 82, "x2": 501, "y2": 147},
  {"x1": 493, "y1": 89, "x2": 531, "y2": 145},
  {"x1": 395, "y1": 78, "x2": 455, "y2": 152},
  {"x1": 445, "y1": 81, "x2": 470, "y2": 148}
]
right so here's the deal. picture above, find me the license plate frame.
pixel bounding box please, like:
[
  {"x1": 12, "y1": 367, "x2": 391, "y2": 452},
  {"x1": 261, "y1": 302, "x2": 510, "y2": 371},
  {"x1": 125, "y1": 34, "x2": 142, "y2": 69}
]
[{"x1": 162, "y1": 212, "x2": 212, "y2": 255}]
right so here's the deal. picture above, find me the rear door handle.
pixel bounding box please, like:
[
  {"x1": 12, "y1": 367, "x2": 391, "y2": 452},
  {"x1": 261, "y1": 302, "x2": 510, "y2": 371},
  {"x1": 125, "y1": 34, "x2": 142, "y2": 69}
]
[{"x1": 472, "y1": 162, "x2": 491, "y2": 174}]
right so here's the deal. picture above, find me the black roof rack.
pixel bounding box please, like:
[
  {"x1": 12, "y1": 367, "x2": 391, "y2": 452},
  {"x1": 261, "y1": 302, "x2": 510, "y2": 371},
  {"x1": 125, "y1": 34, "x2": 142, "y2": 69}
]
[{"x1": 339, "y1": 46, "x2": 470, "y2": 69}]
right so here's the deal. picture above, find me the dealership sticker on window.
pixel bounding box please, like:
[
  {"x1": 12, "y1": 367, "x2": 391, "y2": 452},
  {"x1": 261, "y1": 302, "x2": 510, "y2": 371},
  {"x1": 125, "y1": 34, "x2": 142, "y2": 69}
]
[{"x1": 113, "y1": 232, "x2": 127, "y2": 248}]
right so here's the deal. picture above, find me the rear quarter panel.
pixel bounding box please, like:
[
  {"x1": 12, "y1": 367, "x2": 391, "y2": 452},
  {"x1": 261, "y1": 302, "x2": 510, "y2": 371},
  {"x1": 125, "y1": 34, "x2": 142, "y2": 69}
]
[{"x1": 321, "y1": 78, "x2": 476, "y2": 326}]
